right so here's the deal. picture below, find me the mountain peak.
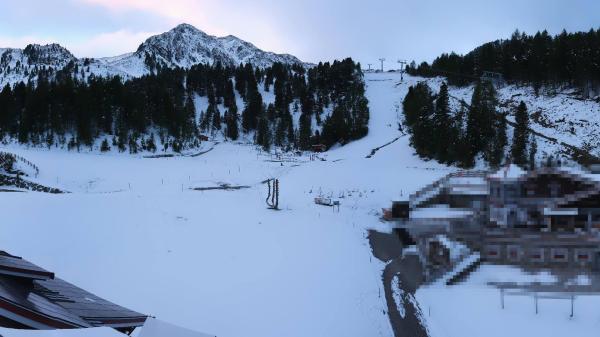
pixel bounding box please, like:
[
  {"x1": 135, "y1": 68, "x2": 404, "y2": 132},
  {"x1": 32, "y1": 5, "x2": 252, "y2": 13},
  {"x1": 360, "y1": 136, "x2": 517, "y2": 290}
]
[
  {"x1": 169, "y1": 23, "x2": 210, "y2": 38},
  {"x1": 172, "y1": 23, "x2": 202, "y2": 33},
  {"x1": 23, "y1": 43, "x2": 75, "y2": 62},
  {"x1": 135, "y1": 23, "x2": 304, "y2": 69},
  {"x1": 0, "y1": 24, "x2": 306, "y2": 88}
]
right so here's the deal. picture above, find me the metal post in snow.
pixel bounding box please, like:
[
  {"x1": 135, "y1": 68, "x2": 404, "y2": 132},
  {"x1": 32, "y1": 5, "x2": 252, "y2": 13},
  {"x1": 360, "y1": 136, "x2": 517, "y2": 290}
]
[
  {"x1": 534, "y1": 292, "x2": 538, "y2": 314},
  {"x1": 570, "y1": 295, "x2": 574, "y2": 318},
  {"x1": 500, "y1": 288, "x2": 505, "y2": 309}
]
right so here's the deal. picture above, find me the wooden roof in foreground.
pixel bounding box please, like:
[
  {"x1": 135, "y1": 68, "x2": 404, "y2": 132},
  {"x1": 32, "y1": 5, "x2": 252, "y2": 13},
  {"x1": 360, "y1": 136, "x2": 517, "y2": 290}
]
[{"x1": 0, "y1": 251, "x2": 146, "y2": 331}]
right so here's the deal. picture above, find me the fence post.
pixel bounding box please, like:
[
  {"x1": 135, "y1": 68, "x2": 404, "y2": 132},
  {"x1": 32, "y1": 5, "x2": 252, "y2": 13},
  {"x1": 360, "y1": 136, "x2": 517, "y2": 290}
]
[
  {"x1": 500, "y1": 288, "x2": 504, "y2": 309},
  {"x1": 570, "y1": 295, "x2": 574, "y2": 318},
  {"x1": 534, "y1": 292, "x2": 538, "y2": 314}
]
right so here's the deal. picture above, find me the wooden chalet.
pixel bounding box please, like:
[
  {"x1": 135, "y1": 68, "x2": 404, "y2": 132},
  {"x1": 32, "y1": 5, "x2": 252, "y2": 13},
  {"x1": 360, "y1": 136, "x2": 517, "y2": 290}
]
[
  {"x1": 390, "y1": 164, "x2": 600, "y2": 271},
  {"x1": 0, "y1": 251, "x2": 146, "y2": 334},
  {"x1": 485, "y1": 165, "x2": 600, "y2": 268}
]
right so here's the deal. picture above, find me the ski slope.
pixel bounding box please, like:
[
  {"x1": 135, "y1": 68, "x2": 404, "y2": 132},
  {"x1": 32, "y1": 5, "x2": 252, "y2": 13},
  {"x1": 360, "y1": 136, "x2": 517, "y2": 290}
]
[
  {"x1": 2, "y1": 71, "x2": 598, "y2": 337},
  {"x1": 0, "y1": 72, "x2": 454, "y2": 337}
]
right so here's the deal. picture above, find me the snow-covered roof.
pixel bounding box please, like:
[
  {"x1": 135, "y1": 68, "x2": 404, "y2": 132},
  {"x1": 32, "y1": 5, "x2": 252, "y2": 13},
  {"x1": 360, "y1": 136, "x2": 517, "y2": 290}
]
[
  {"x1": 489, "y1": 164, "x2": 600, "y2": 185},
  {"x1": 433, "y1": 234, "x2": 470, "y2": 261},
  {"x1": 488, "y1": 164, "x2": 527, "y2": 181},
  {"x1": 410, "y1": 205, "x2": 473, "y2": 220}
]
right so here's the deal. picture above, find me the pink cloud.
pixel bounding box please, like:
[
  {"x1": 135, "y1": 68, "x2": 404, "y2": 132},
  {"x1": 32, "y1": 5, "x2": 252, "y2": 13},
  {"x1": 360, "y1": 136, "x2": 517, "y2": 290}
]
[
  {"x1": 73, "y1": 0, "x2": 294, "y2": 56},
  {"x1": 76, "y1": 0, "x2": 224, "y2": 35},
  {"x1": 67, "y1": 30, "x2": 158, "y2": 58}
]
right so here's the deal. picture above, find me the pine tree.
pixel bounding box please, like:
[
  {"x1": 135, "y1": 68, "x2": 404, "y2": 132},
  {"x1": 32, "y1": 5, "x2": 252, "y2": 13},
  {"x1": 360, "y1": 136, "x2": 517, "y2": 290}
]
[
  {"x1": 199, "y1": 110, "x2": 209, "y2": 132},
  {"x1": 433, "y1": 82, "x2": 451, "y2": 162},
  {"x1": 489, "y1": 113, "x2": 507, "y2": 167},
  {"x1": 286, "y1": 113, "x2": 295, "y2": 146},
  {"x1": 511, "y1": 101, "x2": 530, "y2": 167},
  {"x1": 529, "y1": 135, "x2": 537, "y2": 170},
  {"x1": 298, "y1": 113, "x2": 312, "y2": 150},
  {"x1": 226, "y1": 109, "x2": 239, "y2": 140},
  {"x1": 45, "y1": 132, "x2": 54, "y2": 149},
  {"x1": 402, "y1": 82, "x2": 435, "y2": 158},
  {"x1": 274, "y1": 118, "x2": 286, "y2": 147},
  {"x1": 212, "y1": 107, "x2": 221, "y2": 131},
  {"x1": 467, "y1": 81, "x2": 497, "y2": 163},
  {"x1": 242, "y1": 90, "x2": 263, "y2": 131},
  {"x1": 128, "y1": 135, "x2": 138, "y2": 154},
  {"x1": 183, "y1": 95, "x2": 197, "y2": 140},
  {"x1": 100, "y1": 138, "x2": 111, "y2": 152},
  {"x1": 256, "y1": 116, "x2": 271, "y2": 151}
]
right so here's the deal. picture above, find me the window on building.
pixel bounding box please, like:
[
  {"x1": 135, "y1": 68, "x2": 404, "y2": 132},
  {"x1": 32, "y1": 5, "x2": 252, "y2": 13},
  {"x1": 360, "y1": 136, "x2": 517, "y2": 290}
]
[
  {"x1": 550, "y1": 248, "x2": 569, "y2": 263},
  {"x1": 575, "y1": 249, "x2": 591, "y2": 263},
  {"x1": 529, "y1": 248, "x2": 545, "y2": 263},
  {"x1": 507, "y1": 245, "x2": 520, "y2": 262},
  {"x1": 486, "y1": 245, "x2": 501, "y2": 259}
]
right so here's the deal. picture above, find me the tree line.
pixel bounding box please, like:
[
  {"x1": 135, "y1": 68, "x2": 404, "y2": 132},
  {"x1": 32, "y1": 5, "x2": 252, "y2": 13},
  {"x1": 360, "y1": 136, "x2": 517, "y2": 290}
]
[
  {"x1": 402, "y1": 80, "x2": 536, "y2": 169},
  {"x1": 407, "y1": 28, "x2": 600, "y2": 95},
  {"x1": 0, "y1": 58, "x2": 369, "y2": 153}
]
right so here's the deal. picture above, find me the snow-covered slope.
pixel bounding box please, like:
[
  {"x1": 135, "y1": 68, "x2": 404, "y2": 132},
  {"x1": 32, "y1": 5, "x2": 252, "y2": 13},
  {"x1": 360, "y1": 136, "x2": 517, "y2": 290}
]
[
  {"x1": 0, "y1": 44, "x2": 76, "y2": 86},
  {"x1": 0, "y1": 24, "x2": 306, "y2": 87},
  {"x1": 0, "y1": 72, "x2": 450, "y2": 337},
  {"x1": 2, "y1": 72, "x2": 598, "y2": 337},
  {"x1": 417, "y1": 76, "x2": 600, "y2": 163}
]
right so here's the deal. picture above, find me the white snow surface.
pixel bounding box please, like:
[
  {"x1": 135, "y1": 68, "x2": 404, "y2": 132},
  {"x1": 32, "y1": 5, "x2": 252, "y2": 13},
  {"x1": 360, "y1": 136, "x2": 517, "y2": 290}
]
[
  {"x1": 2, "y1": 72, "x2": 598, "y2": 337},
  {"x1": 489, "y1": 164, "x2": 527, "y2": 180},
  {"x1": 418, "y1": 264, "x2": 600, "y2": 337},
  {"x1": 136, "y1": 318, "x2": 215, "y2": 337},
  {"x1": 0, "y1": 328, "x2": 123, "y2": 337},
  {"x1": 0, "y1": 72, "x2": 453, "y2": 337}
]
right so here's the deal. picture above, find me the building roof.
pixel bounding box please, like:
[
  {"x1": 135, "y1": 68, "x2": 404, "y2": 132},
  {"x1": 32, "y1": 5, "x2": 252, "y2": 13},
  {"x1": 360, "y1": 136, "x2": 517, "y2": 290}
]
[
  {"x1": 433, "y1": 234, "x2": 470, "y2": 261},
  {"x1": 489, "y1": 164, "x2": 600, "y2": 185},
  {"x1": 410, "y1": 206, "x2": 473, "y2": 220},
  {"x1": 488, "y1": 164, "x2": 527, "y2": 181},
  {"x1": 0, "y1": 252, "x2": 54, "y2": 280},
  {"x1": 0, "y1": 252, "x2": 146, "y2": 331}
]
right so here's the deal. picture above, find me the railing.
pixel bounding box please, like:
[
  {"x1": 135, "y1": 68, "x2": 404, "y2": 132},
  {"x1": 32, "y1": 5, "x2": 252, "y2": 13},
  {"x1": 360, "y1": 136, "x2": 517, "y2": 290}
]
[{"x1": 0, "y1": 151, "x2": 39, "y2": 177}]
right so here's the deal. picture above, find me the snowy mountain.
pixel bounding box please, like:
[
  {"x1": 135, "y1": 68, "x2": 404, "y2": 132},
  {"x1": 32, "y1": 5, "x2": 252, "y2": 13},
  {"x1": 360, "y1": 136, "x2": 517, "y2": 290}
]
[
  {"x1": 0, "y1": 23, "x2": 306, "y2": 87},
  {"x1": 133, "y1": 23, "x2": 304, "y2": 69},
  {"x1": 0, "y1": 44, "x2": 76, "y2": 86}
]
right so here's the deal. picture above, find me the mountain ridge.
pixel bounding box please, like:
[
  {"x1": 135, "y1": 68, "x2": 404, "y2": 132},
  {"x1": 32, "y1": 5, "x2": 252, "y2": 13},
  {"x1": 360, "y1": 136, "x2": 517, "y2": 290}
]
[{"x1": 0, "y1": 23, "x2": 307, "y2": 87}]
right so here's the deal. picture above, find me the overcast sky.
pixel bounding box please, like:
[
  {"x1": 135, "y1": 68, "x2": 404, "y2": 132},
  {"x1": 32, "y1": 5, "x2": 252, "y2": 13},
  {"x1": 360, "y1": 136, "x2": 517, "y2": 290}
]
[{"x1": 0, "y1": 0, "x2": 598, "y2": 67}]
